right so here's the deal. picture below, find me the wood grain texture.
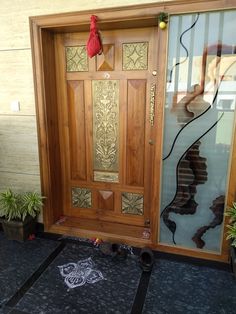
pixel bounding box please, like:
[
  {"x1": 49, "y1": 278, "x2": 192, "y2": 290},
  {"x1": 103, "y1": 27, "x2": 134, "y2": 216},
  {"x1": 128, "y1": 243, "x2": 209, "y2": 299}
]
[
  {"x1": 0, "y1": 116, "x2": 40, "y2": 174},
  {"x1": 126, "y1": 79, "x2": 146, "y2": 186},
  {"x1": 0, "y1": 50, "x2": 35, "y2": 115},
  {"x1": 96, "y1": 190, "x2": 114, "y2": 211},
  {"x1": 67, "y1": 80, "x2": 87, "y2": 181}
]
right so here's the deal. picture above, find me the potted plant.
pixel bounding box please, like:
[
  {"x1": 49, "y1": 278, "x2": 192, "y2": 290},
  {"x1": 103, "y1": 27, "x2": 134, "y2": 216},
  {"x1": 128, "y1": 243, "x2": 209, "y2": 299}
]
[
  {"x1": 0, "y1": 189, "x2": 44, "y2": 241},
  {"x1": 225, "y1": 201, "x2": 236, "y2": 277}
]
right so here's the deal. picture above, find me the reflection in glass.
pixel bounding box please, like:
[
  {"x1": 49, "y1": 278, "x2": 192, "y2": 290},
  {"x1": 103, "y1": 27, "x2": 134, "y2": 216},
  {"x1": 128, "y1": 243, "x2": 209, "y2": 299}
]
[{"x1": 160, "y1": 10, "x2": 236, "y2": 253}]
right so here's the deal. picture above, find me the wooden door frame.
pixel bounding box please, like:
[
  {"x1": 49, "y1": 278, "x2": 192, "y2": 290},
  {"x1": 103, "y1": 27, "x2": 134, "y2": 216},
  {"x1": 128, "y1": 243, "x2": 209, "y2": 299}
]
[{"x1": 30, "y1": 0, "x2": 236, "y2": 262}]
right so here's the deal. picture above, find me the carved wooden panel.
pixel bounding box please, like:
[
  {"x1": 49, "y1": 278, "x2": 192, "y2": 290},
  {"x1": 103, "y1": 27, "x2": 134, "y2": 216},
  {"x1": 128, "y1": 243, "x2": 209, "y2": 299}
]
[
  {"x1": 67, "y1": 81, "x2": 87, "y2": 181},
  {"x1": 66, "y1": 46, "x2": 88, "y2": 72},
  {"x1": 72, "y1": 187, "x2": 92, "y2": 208},
  {"x1": 126, "y1": 80, "x2": 146, "y2": 186},
  {"x1": 92, "y1": 80, "x2": 119, "y2": 173},
  {"x1": 96, "y1": 44, "x2": 115, "y2": 71},
  {"x1": 123, "y1": 42, "x2": 148, "y2": 70},
  {"x1": 97, "y1": 190, "x2": 114, "y2": 211},
  {"x1": 122, "y1": 192, "x2": 144, "y2": 215},
  {"x1": 53, "y1": 27, "x2": 157, "y2": 236}
]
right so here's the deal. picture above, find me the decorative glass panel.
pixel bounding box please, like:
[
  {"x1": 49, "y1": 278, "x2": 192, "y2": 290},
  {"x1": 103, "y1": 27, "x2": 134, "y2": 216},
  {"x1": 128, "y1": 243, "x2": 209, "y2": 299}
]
[
  {"x1": 72, "y1": 187, "x2": 92, "y2": 208},
  {"x1": 160, "y1": 10, "x2": 236, "y2": 253},
  {"x1": 92, "y1": 80, "x2": 119, "y2": 181},
  {"x1": 122, "y1": 192, "x2": 144, "y2": 215},
  {"x1": 66, "y1": 46, "x2": 88, "y2": 72},
  {"x1": 123, "y1": 42, "x2": 148, "y2": 70}
]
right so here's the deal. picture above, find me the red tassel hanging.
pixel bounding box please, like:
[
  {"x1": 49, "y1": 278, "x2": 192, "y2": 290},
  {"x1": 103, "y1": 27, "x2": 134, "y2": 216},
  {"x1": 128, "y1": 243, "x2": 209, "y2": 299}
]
[{"x1": 86, "y1": 15, "x2": 102, "y2": 58}]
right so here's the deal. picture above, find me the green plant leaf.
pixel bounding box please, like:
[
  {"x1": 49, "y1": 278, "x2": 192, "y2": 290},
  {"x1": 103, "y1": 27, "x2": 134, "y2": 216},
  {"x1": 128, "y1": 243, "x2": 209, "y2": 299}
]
[{"x1": 0, "y1": 189, "x2": 45, "y2": 221}]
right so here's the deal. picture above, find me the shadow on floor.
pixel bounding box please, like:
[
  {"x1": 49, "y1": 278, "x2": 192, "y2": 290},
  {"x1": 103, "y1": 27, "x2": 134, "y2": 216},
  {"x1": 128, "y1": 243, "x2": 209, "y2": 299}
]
[{"x1": 0, "y1": 232, "x2": 235, "y2": 314}]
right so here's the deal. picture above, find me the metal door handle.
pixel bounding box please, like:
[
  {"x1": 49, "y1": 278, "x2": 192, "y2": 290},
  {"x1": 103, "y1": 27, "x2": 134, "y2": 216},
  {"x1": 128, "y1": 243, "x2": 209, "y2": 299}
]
[{"x1": 150, "y1": 84, "x2": 156, "y2": 126}]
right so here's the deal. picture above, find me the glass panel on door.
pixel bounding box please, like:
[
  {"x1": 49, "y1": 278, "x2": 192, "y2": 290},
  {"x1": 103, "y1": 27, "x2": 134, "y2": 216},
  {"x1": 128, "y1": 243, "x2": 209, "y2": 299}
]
[{"x1": 160, "y1": 10, "x2": 236, "y2": 252}]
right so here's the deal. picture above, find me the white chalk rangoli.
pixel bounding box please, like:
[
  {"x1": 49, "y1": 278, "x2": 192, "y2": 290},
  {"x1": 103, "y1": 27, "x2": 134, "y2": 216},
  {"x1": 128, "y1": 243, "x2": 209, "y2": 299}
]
[{"x1": 58, "y1": 257, "x2": 104, "y2": 289}]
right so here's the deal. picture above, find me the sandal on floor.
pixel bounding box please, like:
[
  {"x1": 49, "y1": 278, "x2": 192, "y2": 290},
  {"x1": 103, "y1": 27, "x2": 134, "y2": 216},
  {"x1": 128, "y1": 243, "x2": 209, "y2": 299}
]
[{"x1": 139, "y1": 247, "x2": 154, "y2": 272}]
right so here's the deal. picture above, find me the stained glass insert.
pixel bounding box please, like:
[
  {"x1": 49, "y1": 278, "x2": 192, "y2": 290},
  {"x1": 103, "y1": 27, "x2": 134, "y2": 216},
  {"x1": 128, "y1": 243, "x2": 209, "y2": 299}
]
[
  {"x1": 122, "y1": 192, "x2": 144, "y2": 215},
  {"x1": 123, "y1": 42, "x2": 148, "y2": 70},
  {"x1": 66, "y1": 46, "x2": 88, "y2": 72},
  {"x1": 72, "y1": 187, "x2": 92, "y2": 208}
]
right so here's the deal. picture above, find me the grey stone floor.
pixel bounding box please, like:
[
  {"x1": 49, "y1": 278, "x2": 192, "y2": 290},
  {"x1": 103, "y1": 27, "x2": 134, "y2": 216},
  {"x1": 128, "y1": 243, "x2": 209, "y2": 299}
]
[{"x1": 0, "y1": 232, "x2": 235, "y2": 314}]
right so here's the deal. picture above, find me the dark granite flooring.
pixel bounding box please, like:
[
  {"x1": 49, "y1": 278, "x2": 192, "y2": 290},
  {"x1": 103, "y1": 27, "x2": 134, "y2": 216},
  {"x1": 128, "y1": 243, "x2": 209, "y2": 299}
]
[
  {"x1": 143, "y1": 258, "x2": 236, "y2": 314},
  {"x1": 0, "y1": 231, "x2": 235, "y2": 314},
  {"x1": 14, "y1": 243, "x2": 142, "y2": 314},
  {"x1": 0, "y1": 233, "x2": 60, "y2": 313}
]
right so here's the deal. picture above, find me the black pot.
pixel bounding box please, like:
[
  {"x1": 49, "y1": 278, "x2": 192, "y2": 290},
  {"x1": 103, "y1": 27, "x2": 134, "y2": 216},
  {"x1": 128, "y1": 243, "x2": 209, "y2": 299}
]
[
  {"x1": 231, "y1": 246, "x2": 236, "y2": 278},
  {"x1": 0, "y1": 215, "x2": 36, "y2": 241}
]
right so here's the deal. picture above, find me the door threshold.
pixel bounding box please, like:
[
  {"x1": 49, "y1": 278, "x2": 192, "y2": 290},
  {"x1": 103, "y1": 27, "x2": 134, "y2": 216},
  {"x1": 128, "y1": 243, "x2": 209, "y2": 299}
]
[{"x1": 46, "y1": 216, "x2": 152, "y2": 248}]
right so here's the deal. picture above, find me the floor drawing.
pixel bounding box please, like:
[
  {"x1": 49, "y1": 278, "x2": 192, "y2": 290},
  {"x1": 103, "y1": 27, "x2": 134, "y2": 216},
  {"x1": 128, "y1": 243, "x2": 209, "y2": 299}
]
[{"x1": 58, "y1": 257, "x2": 105, "y2": 289}]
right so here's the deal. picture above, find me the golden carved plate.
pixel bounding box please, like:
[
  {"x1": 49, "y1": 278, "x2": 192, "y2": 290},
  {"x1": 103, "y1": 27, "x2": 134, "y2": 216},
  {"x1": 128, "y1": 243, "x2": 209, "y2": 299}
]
[
  {"x1": 123, "y1": 42, "x2": 148, "y2": 70},
  {"x1": 92, "y1": 80, "x2": 119, "y2": 173},
  {"x1": 66, "y1": 46, "x2": 88, "y2": 72}
]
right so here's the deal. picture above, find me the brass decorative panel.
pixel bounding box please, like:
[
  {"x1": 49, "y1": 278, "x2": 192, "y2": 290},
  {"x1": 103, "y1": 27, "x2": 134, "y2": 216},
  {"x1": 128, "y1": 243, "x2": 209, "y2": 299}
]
[
  {"x1": 66, "y1": 46, "x2": 88, "y2": 72},
  {"x1": 149, "y1": 83, "x2": 156, "y2": 126},
  {"x1": 123, "y1": 42, "x2": 148, "y2": 70},
  {"x1": 94, "y1": 171, "x2": 119, "y2": 183},
  {"x1": 96, "y1": 44, "x2": 115, "y2": 71},
  {"x1": 72, "y1": 187, "x2": 92, "y2": 208},
  {"x1": 122, "y1": 192, "x2": 144, "y2": 215},
  {"x1": 92, "y1": 80, "x2": 119, "y2": 173}
]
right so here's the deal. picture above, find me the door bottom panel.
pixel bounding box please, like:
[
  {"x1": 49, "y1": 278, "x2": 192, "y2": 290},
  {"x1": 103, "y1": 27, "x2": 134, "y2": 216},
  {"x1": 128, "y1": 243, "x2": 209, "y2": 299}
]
[{"x1": 48, "y1": 216, "x2": 152, "y2": 247}]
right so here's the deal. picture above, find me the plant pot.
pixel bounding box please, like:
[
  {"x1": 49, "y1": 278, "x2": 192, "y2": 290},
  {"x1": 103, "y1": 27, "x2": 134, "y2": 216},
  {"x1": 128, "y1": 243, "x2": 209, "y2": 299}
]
[
  {"x1": 0, "y1": 215, "x2": 36, "y2": 241},
  {"x1": 231, "y1": 246, "x2": 236, "y2": 278}
]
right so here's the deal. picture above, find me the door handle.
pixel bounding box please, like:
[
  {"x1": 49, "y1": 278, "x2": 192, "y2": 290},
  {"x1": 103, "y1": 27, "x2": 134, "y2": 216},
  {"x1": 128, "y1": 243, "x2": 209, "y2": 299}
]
[{"x1": 150, "y1": 83, "x2": 156, "y2": 126}]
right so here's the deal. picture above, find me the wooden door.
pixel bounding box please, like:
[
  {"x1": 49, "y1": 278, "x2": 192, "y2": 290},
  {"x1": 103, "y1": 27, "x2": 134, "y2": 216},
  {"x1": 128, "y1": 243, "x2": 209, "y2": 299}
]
[{"x1": 55, "y1": 27, "x2": 158, "y2": 238}]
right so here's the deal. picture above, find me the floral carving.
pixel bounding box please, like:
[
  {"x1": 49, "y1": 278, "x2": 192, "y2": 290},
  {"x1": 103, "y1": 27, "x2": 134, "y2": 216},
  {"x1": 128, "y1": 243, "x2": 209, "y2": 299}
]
[
  {"x1": 122, "y1": 192, "x2": 144, "y2": 215},
  {"x1": 93, "y1": 80, "x2": 119, "y2": 171},
  {"x1": 72, "y1": 187, "x2": 92, "y2": 208}
]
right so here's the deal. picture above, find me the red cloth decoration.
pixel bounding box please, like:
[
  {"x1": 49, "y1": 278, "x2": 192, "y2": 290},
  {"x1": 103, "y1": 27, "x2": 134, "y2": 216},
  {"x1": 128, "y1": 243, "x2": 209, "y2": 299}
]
[{"x1": 86, "y1": 15, "x2": 102, "y2": 58}]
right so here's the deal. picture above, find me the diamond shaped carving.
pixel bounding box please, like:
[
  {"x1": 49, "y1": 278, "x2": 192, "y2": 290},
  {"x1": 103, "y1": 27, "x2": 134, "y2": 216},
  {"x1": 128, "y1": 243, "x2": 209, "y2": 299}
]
[
  {"x1": 97, "y1": 190, "x2": 114, "y2": 211},
  {"x1": 96, "y1": 44, "x2": 115, "y2": 71},
  {"x1": 66, "y1": 46, "x2": 88, "y2": 72},
  {"x1": 123, "y1": 42, "x2": 148, "y2": 70}
]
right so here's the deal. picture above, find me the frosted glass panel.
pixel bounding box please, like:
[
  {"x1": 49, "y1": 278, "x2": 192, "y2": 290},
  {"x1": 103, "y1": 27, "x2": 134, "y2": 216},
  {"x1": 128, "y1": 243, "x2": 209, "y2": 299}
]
[{"x1": 160, "y1": 10, "x2": 236, "y2": 253}]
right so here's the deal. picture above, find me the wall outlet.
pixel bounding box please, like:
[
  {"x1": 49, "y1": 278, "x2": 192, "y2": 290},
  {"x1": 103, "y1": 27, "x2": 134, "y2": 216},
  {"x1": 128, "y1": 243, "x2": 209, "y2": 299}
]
[{"x1": 10, "y1": 100, "x2": 20, "y2": 112}]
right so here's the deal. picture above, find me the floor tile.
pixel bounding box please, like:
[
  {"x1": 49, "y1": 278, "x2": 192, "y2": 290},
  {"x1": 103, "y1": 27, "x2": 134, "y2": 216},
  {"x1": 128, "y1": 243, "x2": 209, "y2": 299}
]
[
  {"x1": 15, "y1": 244, "x2": 142, "y2": 314},
  {"x1": 143, "y1": 258, "x2": 236, "y2": 314},
  {"x1": 0, "y1": 232, "x2": 59, "y2": 309}
]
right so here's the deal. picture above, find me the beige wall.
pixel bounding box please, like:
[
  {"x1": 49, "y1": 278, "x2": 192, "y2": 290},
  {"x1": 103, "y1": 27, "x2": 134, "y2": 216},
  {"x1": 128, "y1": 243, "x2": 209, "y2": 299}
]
[{"x1": 0, "y1": 0, "x2": 170, "y2": 194}]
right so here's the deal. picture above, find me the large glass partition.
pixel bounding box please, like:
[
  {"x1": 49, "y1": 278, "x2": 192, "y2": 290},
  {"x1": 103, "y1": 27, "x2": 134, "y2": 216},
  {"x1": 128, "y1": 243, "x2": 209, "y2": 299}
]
[{"x1": 160, "y1": 10, "x2": 236, "y2": 253}]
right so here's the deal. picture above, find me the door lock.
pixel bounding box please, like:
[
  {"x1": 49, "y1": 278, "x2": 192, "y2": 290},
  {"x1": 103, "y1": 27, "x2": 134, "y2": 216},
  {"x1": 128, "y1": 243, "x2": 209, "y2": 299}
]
[{"x1": 145, "y1": 219, "x2": 150, "y2": 225}]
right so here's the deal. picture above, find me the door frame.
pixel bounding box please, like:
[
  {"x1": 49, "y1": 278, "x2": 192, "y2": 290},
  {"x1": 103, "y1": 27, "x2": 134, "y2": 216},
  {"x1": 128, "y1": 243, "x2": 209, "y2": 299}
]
[{"x1": 30, "y1": 0, "x2": 236, "y2": 262}]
